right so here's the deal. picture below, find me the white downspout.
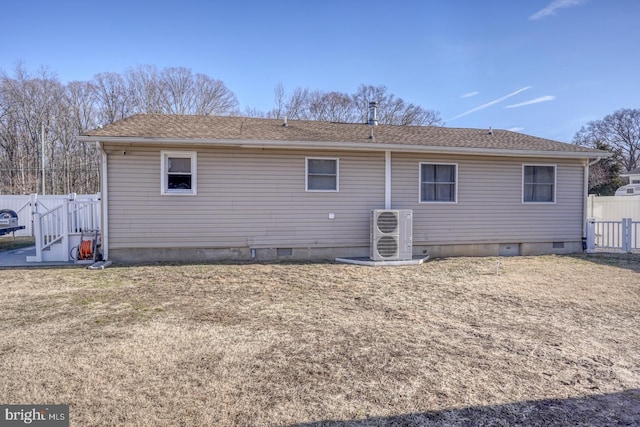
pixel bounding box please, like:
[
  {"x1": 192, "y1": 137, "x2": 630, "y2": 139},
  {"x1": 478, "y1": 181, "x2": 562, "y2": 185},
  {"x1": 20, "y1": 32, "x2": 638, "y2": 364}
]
[
  {"x1": 583, "y1": 157, "x2": 601, "y2": 247},
  {"x1": 97, "y1": 141, "x2": 109, "y2": 260},
  {"x1": 385, "y1": 151, "x2": 391, "y2": 209}
]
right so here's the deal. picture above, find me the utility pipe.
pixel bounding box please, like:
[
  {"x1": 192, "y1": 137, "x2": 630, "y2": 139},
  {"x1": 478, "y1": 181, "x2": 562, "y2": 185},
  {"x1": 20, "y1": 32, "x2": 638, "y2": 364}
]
[
  {"x1": 385, "y1": 151, "x2": 391, "y2": 209},
  {"x1": 583, "y1": 157, "x2": 602, "y2": 247},
  {"x1": 97, "y1": 141, "x2": 109, "y2": 260}
]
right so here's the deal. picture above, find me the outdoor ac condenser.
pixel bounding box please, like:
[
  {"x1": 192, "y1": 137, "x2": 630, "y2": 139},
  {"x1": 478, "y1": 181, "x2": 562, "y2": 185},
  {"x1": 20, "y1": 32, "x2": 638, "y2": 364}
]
[{"x1": 370, "y1": 209, "x2": 413, "y2": 261}]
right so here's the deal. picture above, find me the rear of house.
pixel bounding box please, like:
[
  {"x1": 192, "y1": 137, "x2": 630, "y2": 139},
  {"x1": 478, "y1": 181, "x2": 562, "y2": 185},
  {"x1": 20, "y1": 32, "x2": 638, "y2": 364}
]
[{"x1": 79, "y1": 114, "x2": 607, "y2": 262}]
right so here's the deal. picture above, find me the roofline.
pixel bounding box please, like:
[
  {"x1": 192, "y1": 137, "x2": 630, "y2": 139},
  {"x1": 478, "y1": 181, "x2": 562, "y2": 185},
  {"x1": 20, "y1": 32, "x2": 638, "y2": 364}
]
[{"x1": 77, "y1": 135, "x2": 612, "y2": 159}]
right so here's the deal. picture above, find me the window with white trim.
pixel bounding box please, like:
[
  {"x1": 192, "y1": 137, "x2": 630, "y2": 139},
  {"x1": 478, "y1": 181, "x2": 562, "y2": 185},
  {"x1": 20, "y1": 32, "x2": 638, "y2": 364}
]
[
  {"x1": 161, "y1": 151, "x2": 197, "y2": 195},
  {"x1": 523, "y1": 164, "x2": 555, "y2": 203},
  {"x1": 306, "y1": 158, "x2": 338, "y2": 191},
  {"x1": 420, "y1": 163, "x2": 457, "y2": 202}
]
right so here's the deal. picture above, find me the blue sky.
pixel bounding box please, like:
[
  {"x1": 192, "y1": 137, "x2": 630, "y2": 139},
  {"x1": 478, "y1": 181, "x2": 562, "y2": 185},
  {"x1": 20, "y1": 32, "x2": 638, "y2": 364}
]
[{"x1": 1, "y1": 0, "x2": 638, "y2": 142}]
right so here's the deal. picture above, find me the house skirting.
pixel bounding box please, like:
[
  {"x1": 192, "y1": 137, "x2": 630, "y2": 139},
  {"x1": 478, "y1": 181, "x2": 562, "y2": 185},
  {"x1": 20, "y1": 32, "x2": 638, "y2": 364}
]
[
  {"x1": 416, "y1": 241, "x2": 583, "y2": 258},
  {"x1": 107, "y1": 241, "x2": 583, "y2": 264}
]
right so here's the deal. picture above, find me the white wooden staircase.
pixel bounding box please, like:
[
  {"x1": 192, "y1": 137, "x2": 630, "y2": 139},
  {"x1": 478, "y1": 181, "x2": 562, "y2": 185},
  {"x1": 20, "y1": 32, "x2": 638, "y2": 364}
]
[{"x1": 27, "y1": 197, "x2": 101, "y2": 263}]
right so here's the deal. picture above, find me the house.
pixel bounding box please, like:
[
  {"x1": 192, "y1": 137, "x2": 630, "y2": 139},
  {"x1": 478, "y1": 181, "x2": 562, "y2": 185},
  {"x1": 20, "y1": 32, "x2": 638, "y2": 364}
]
[
  {"x1": 613, "y1": 167, "x2": 640, "y2": 196},
  {"x1": 621, "y1": 166, "x2": 640, "y2": 184},
  {"x1": 78, "y1": 112, "x2": 609, "y2": 262}
]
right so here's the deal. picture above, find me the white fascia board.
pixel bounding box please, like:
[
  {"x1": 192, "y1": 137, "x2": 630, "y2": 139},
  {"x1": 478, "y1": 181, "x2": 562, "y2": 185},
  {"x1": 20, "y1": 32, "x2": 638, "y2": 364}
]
[{"x1": 78, "y1": 136, "x2": 611, "y2": 160}]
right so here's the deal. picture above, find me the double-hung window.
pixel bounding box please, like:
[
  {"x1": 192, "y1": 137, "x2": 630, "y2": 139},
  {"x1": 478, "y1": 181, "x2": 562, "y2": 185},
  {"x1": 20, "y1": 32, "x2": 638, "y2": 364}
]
[
  {"x1": 420, "y1": 163, "x2": 457, "y2": 202},
  {"x1": 306, "y1": 158, "x2": 339, "y2": 191},
  {"x1": 161, "y1": 151, "x2": 197, "y2": 195},
  {"x1": 523, "y1": 164, "x2": 555, "y2": 203}
]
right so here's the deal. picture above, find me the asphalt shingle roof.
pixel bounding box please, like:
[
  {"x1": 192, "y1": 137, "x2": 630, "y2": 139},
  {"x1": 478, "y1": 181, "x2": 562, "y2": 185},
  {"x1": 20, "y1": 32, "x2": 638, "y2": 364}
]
[
  {"x1": 82, "y1": 114, "x2": 607, "y2": 156},
  {"x1": 622, "y1": 166, "x2": 640, "y2": 175}
]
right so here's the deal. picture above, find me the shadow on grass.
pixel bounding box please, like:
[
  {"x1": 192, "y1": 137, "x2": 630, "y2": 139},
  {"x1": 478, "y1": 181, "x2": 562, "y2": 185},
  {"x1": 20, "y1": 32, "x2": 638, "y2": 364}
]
[
  {"x1": 289, "y1": 389, "x2": 640, "y2": 427},
  {"x1": 567, "y1": 252, "x2": 640, "y2": 274}
]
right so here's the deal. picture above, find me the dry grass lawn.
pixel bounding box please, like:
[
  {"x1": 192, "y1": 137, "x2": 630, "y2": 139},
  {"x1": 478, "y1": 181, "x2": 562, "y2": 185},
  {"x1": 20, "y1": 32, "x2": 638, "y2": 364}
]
[{"x1": 0, "y1": 254, "x2": 639, "y2": 426}]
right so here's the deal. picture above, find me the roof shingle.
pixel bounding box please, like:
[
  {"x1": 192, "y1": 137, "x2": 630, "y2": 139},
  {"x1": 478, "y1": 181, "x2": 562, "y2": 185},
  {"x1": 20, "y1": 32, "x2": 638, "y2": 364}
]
[
  {"x1": 82, "y1": 114, "x2": 607, "y2": 156},
  {"x1": 622, "y1": 166, "x2": 640, "y2": 175}
]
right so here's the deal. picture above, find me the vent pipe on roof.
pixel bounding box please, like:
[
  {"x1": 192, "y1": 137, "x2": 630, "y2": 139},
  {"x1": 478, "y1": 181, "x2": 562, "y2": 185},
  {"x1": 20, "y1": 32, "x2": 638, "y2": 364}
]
[
  {"x1": 368, "y1": 102, "x2": 378, "y2": 126},
  {"x1": 283, "y1": 116, "x2": 288, "y2": 127},
  {"x1": 488, "y1": 126, "x2": 493, "y2": 135}
]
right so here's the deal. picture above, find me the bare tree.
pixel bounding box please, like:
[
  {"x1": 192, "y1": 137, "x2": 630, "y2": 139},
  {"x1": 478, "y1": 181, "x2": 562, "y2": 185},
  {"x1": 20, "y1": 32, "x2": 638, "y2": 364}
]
[
  {"x1": 193, "y1": 73, "x2": 238, "y2": 115},
  {"x1": 269, "y1": 83, "x2": 443, "y2": 126},
  {"x1": 583, "y1": 141, "x2": 625, "y2": 195},
  {"x1": 66, "y1": 81, "x2": 99, "y2": 132},
  {"x1": 308, "y1": 91, "x2": 358, "y2": 123},
  {"x1": 0, "y1": 63, "x2": 241, "y2": 194},
  {"x1": 1, "y1": 65, "x2": 97, "y2": 194},
  {"x1": 0, "y1": 64, "x2": 65, "y2": 193},
  {"x1": 242, "y1": 107, "x2": 266, "y2": 118},
  {"x1": 159, "y1": 67, "x2": 195, "y2": 114},
  {"x1": 351, "y1": 84, "x2": 388, "y2": 123},
  {"x1": 93, "y1": 72, "x2": 133, "y2": 124},
  {"x1": 61, "y1": 81, "x2": 101, "y2": 193},
  {"x1": 397, "y1": 103, "x2": 443, "y2": 126},
  {"x1": 269, "y1": 83, "x2": 287, "y2": 119},
  {"x1": 126, "y1": 65, "x2": 163, "y2": 114},
  {"x1": 280, "y1": 87, "x2": 311, "y2": 120},
  {"x1": 158, "y1": 67, "x2": 238, "y2": 115},
  {"x1": 573, "y1": 108, "x2": 640, "y2": 173},
  {"x1": 352, "y1": 84, "x2": 443, "y2": 126}
]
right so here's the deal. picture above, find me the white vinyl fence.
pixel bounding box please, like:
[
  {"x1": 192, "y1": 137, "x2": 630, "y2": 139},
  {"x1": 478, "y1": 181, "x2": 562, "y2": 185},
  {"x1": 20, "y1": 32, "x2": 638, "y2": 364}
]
[
  {"x1": 587, "y1": 195, "x2": 640, "y2": 221},
  {"x1": 0, "y1": 193, "x2": 100, "y2": 237},
  {"x1": 586, "y1": 195, "x2": 640, "y2": 253}
]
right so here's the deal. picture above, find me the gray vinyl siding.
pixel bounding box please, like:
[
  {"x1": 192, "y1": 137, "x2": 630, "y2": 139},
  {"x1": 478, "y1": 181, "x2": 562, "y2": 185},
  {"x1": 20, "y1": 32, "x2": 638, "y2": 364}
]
[
  {"x1": 105, "y1": 145, "x2": 384, "y2": 249},
  {"x1": 392, "y1": 153, "x2": 585, "y2": 245},
  {"x1": 106, "y1": 145, "x2": 586, "y2": 251}
]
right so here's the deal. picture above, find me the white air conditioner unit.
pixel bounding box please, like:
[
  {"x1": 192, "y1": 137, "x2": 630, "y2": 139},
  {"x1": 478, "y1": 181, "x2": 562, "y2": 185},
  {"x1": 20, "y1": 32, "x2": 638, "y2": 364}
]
[{"x1": 370, "y1": 209, "x2": 413, "y2": 261}]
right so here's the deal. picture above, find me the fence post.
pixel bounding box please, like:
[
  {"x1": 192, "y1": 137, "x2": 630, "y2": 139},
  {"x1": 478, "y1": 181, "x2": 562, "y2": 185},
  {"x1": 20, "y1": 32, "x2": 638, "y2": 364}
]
[
  {"x1": 622, "y1": 218, "x2": 632, "y2": 253},
  {"x1": 27, "y1": 213, "x2": 43, "y2": 262},
  {"x1": 29, "y1": 193, "x2": 38, "y2": 237},
  {"x1": 63, "y1": 199, "x2": 70, "y2": 261},
  {"x1": 586, "y1": 219, "x2": 595, "y2": 253}
]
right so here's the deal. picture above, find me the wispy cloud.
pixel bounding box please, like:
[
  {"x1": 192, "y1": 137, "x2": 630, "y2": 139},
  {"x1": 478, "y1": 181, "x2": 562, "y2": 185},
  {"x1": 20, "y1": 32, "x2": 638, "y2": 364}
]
[
  {"x1": 505, "y1": 95, "x2": 556, "y2": 108},
  {"x1": 508, "y1": 127, "x2": 525, "y2": 132},
  {"x1": 460, "y1": 91, "x2": 479, "y2": 98},
  {"x1": 529, "y1": 0, "x2": 587, "y2": 20},
  {"x1": 449, "y1": 86, "x2": 532, "y2": 121}
]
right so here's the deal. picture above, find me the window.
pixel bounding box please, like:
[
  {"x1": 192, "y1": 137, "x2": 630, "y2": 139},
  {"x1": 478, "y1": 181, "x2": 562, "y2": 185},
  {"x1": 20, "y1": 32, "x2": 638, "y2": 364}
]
[
  {"x1": 306, "y1": 158, "x2": 338, "y2": 191},
  {"x1": 420, "y1": 163, "x2": 457, "y2": 202},
  {"x1": 161, "y1": 151, "x2": 197, "y2": 195},
  {"x1": 523, "y1": 164, "x2": 555, "y2": 203},
  {"x1": 632, "y1": 179, "x2": 640, "y2": 184}
]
